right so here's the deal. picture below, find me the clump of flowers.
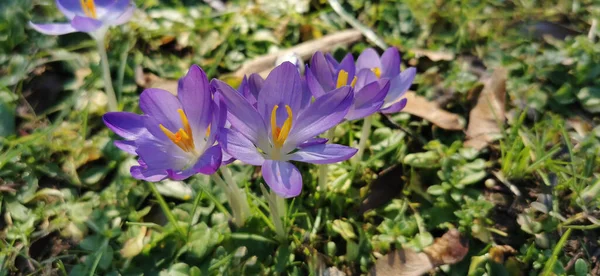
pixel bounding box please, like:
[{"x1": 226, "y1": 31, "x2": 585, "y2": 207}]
[{"x1": 102, "y1": 47, "x2": 415, "y2": 240}]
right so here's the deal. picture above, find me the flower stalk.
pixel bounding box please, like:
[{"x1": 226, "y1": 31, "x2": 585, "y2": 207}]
[
  {"x1": 212, "y1": 168, "x2": 250, "y2": 227},
  {"x1": 96, "y1": 37, "x2": 119, "y2": 112},
  {"x1": 261, "y1": 184, "x2": 287, "y2": 242},
  {"x1": 353, "y1": 115, "x2": 372, "y2": 165}
]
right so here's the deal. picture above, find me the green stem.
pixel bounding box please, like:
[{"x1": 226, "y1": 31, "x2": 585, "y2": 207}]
[
  {"x1": 261, "y1": 184, "x2": 287, "y2": 243},
  {"x1": 318, "y1": 127, "x2": 337, "y2": 193},
  {"x1": 221, "y1": 167, "x2": 250, "y2": 226},
  {"x1": 146, "y1": 182, "x2": 186, "y2": 238},
  {"x1": 212, "y1": 171, "x2": 249, "y2": 227},
  {"x1": 96, "y1": 37, "x2": 118, "y2": 112},
  {"x1": 353, "y1": 116, "x2": 373, "y2": 165}
]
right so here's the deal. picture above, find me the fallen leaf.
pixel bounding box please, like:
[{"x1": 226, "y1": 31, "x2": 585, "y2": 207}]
[
  {"x1": 370, "y1": 247, "x2": 434, "y2": 276},
  {"x1": 402, "y1": 91, "x2": 465, "y2": 130},
  {"x1": 134, "y1": 66, "x2": 178, "y2": 95},
  {"x1": 231, "y1": 29, "x2": 362, "y2": 78},
  {"x1": 370, "y1": 229, "x2": 468, "y2": 276},
  {"x1": 411, "y1": 49, "x2": 455, "y2": 61},
  {"x1": 464, "y1": 67, "x2": 507, "y2": 150},
  {"x1": 422, "y1": 229, "x2": 469, "y2": 266},
  {"x1": 489, "y1": 245, "x2": 516, "y2": 263}
]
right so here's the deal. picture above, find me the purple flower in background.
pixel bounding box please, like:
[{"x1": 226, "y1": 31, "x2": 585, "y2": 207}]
[
  {"x1": 306, "y1": 51, "x2": 390, "y2": 120},
  {"x1": 103, "y1": 65, "x2": 223, "y2": 181},
  {"x1": 356, "y1": 47, "x2": 416, "y2": 114},
  {"x1": 214, "y1": 62, "x2": 357, "y2": 198},
  {"x1": 29, "y1": 0, "x2": 135, "y2": 38}
]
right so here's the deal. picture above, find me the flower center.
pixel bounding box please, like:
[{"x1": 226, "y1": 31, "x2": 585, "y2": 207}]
[
  {"x1": 80, "y1": 0, "x2": 98, "y2": 19},
  {"x1": 371, "y1": 67, "x2": 382, "y2": 79},
  {"x1": 159, "y1": 109, "x2": 196, "y2": 153},
  {"x1": 336, "y1": 70, "x2": 357, "y2": 88},
  {"x1": 271, "y1": 105, "x2": 293, "y2": 149}
]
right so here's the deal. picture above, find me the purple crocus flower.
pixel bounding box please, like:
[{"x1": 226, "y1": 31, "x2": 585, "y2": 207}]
[
  {"x1": 213, "y1": 62, "x2": 357, "y2": 198},
  {"x1": 103, "y1": 65, "x2": 223, "y2": 181},
  {"x1": 356, "y1": 47, "x2": 416, "y2": 114},
  {"x1": 29, "y1": 0, "x2": 134, "y2": 38},
  {"x1": 305, "y1": 51, "x2": 390, "y2": 120}
]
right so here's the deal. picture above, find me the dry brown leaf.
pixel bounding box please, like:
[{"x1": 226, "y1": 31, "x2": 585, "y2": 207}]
[
  {"x1": 422, "y1": 229, "x2": 469, "y2": 266},
  {"x1": 412, "y1": 49, "x2": 455, "y2": 61},
  {"x1": 402, "y1": 91, "x2": 465, "y2": 130},
  {"x1": 371, "y1": 229, "x2": 468, "y2": 276},
  {"x1": 231, "y1": 29, "x2": 362, "y2": 78},
  {"x1": 489, "y1": 245, "x2": 516, "y2": 263},
  {"x1": 134, "y1": 66, "x2": 178, "y2": 95},
  {"x1": 370, "y1": 247, "x2": 434, "y2": 276},
  {"x1": 464, "y1": 67, "x2": 507, "y2": 150}
]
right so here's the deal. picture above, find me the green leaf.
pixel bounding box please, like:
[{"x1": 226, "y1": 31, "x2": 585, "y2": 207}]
[
  {"x1": 331, "y1": 219, "x2": 356, "y2": 240},
  {"x1": 186, "y1": 222, "x2": 220, "y2": 261},
  {"x1": 403, "y1": 151, "x2": 441, "y2": 169},
  {"x1": 80, "y1": 235, "x2": 104, "y2": 251},
  {"x1": 427, "y1": 185, "x2": 446, "y2": 196},
  {"x1": 5, "y1": 196, "x2": 29, "y2": 222},
  {"x1": 574, "y1": 258, "x2": 588, "y2": 276}
]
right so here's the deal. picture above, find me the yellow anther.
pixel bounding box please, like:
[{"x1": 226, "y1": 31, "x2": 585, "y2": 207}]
[
  {"x1": 336, "y1": 70, "x2": 349, "y2": 89},
  {"x1": 270, "y1": 105, "x2": 293, "y2": 148},
  {"x1": 159, "y1": 109, "x2": 196, "y2": 153},
  {"x1": 205, "y1": 124, "x2": 211, "y2": 137},
  {"x1": 80, "y1": 0, "x2": 97, "y2": 19},
  {"x1": 371, "y1": 67, "x2": 382, "y2": 79},
  {"x1": 350, "y1": 76, "x2": 357, "y2": 88}
]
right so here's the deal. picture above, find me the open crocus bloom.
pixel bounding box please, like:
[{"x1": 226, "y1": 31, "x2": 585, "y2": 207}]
[
  {"x1": 29, "y1": 0, "x2": 134, "y2": 38},
  {"x1": 356, "y1": 47, "x2": 416, "y2": 114},
  {"x1": 306, "y1": 51, "x2": 390, "y2": 120},
  {"x1": 103, "y1": 65, "x2": 223, "y2": 181},
  {"x1": 214, "y1": 62, "x2": 358, "y2": 198}
]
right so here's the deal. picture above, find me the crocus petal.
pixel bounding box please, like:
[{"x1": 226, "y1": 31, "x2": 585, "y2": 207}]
[
  {"x1": 337, "y1": 53, "x2": 356, "y2": 82},
  {"x1": 56, "y1": 0, "x2": 82, "y2": 19},
  {"x1": 383, "y1": 67, "x2": 416, "y2": 104},
  {"x1": 256, "y1": 62, "x2": 304, "y2": 123},
  {"x1": 135, "y1": 138, "x2": 190, "y2": 170},
  {"x1": 178, "y1": 65, "x2": 212, "y2": 138},
  {"x1": 139, "y1": 88, "x2": 183, "y2": 139},
  {"x1": 380, "y1": 47, "x2": 401, "y2": 79},
  {"x1": 354, "y1": 69, "x2": 379, "y2": 91},
  {"x1": 289, "y1": 144, "x2": 357, "y2": 164},
  {"x1": 309, "y1": 52, "x2": 335, "y2": 93},
  {"x1": 103, "y1": 112, "x2": 146, "y2": 139},
  {"x1": 203, "y1": 100, "x2": 225, "y2": 150},
  {"x1": 219, "y1": 128, "x2": 265, "y2": 166},
  {"x1": 346, "y1": 81, "x2": 390, "y2": 121},
  {"x1": 114, "y1": 140, "x2": 137, "y2": 155},
  {"x1": 305, "y1": 65, "x2": 327, "y2": 98},
  {"x1": 298, "y1": 137, "x2": 328, "y2": 148},
  {"x1": 356, "y1": 48, "x2": 381, "y2": 71},
  {"x1": 109, "y1": 4, "x2": 135, "y2": 26},
  {"x1": 212, "y1": 80, "x2": 268, "y2": 146},
  {"x1": 286, "y1": 86, "x2": 353, "y2": 148},
  {"x1": 28, "y1": 22, "x2": 77, "y2": 35},
  {"x1": 380, "y1": 98, "x2": 408, "y2": 114},
  {"x1": 247, "y1": 73, "x2": 264, "y2": 104},
  {"x1": 261, "y1": 160, "x2": 302, "y2": 198},
  {"x1": 130, "y1": 165, "x2": 167, "y2": 182},
  {"x1": 70, "y1": 16, "x2": 103, "y2": 32},
  {"x1": 168, "y1": 145, "x2": 222, "y2": 180}
]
